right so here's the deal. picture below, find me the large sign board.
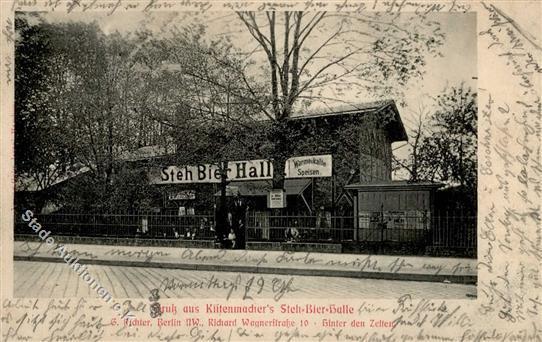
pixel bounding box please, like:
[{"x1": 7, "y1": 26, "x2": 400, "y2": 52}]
[
  {"x1": 285, "y1": 154, "x2": 332, "y2": 178},
  {"x1": 150, "y1": 159, "x2": 273, "y2": 184},
  {"x1": 149, "y1": 155, "x2": 332, "y2": 184}
]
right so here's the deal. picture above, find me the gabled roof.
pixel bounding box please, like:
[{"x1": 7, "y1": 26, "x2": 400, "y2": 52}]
[
  {"x1": 291, "y1": 100, "x2": 393, "y2": 119},
  {"x1": 16, "y1": 163, "x2": 91, "y2": 192},
  {"x1": 16, "y1": 144, "x2": 175, "y2": 192},
  {"x1": 289, "y1": 100, "x2": 408, "y2": 143},
  {"x1": 117, "y1": 145, "x2": 176, "y2": 162}
]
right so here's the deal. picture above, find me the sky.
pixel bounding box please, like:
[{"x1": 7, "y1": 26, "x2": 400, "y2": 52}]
[{"x1": 41, "y1": 11, "x2": 477, "y2": 178}]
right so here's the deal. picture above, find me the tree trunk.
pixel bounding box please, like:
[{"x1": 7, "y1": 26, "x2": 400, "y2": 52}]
[
  {"x1": 269, "y1": 120, "x2": 290, "y2": 190},
  {"x1": 273, "y1": 156, "x2": 287, "y2": 190}
]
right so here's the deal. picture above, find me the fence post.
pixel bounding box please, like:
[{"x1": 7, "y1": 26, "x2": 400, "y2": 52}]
[
  {"x1": 379, "y1": 204, "x2": 384, "y2": 248},
  {"x1": 245, "y1": 210, "x2": 249, "y2": 247}
]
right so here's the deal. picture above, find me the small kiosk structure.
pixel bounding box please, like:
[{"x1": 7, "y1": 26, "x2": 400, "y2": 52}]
[{"x1": 345, "y1": 181, "x2": 443, "y2": 243}]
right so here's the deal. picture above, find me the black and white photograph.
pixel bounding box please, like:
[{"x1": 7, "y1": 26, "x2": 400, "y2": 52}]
[{"x1": 12, "y1": 10, "x2": 478, "y2": 305}]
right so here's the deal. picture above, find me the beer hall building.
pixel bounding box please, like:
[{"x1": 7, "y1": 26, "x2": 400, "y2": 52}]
[
  {"x1": 16, "y1": 100, "x2": 449, "y2": 252},
  {"x1": 131, "y1": 100, "x2": 444, "y2": 249},
  {"x1": 144, "y1": 100, "x2": 411, "y2": 214}
]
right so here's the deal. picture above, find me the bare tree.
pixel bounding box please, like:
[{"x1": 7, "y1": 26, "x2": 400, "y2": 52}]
[
  {"x1": 392, "y1": 102, "x2": 431, "y2": 182},
  {"x1": 234, "y1": 11, "x2": 445, "y2": 189}
]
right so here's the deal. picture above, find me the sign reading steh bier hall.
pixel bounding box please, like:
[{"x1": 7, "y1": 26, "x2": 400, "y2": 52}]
[
  {"x1": 285, "y1": 154, "x2": 332, "y2": 178},
  {"x1": 150, "y1": 155, "x2": 332, "y2": 184},
  {"x1": 150, "y1": 159, "x2": 273, "y2": 184}
]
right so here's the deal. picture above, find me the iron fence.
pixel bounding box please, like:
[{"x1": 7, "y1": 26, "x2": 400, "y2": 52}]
[
  {"x1": 245, "y1": 210, "x2": 476, "y2": 254},
  {"x1": 246, "y1": 213, "x2": 355, "y2": 242},
  {"x1": 15, "y1": 212, "x2": 216, "y2": 240},
  {"x1": 14, "y1": 210, "x2": 476, "y2": 254},
  {"x1": 430, "y1": 211, "x2": 477, "y2": 250}
]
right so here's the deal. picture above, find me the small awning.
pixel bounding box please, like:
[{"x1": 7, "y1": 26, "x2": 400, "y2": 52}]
[
  {"x1": 214, "y1": 179, "x2": 311, "y2": 197},
  {"x1": 345, "y1": 181, "x2": 443, "y2": 192}
]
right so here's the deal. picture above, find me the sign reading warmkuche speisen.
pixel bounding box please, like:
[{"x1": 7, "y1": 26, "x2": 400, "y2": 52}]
[
  {"x1": 149, "y1": 155, "x2": 332, "y2": 184},
  {"x1": 285, "y1": 155, "x2": 332, "y2": 178}
]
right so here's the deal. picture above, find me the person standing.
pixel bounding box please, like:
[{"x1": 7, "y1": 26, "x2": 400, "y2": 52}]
[
  {"x1": 215, "y1": 203, "x2": 228, "y2": 247},
  {"x1": 232, "y1": 194, "x2": 246, "y2": 248}
]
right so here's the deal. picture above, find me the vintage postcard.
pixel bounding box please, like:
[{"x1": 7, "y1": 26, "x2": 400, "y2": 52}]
[{"x1": 0, "y1": 0, "x2": 540, "y2": 341}]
